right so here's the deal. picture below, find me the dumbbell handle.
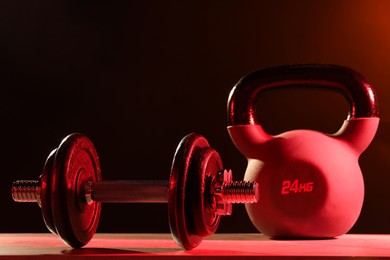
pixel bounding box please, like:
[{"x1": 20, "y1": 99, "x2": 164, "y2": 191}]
[{"x1": 86, "y1": 180, "x2": 169, "y2": 203}]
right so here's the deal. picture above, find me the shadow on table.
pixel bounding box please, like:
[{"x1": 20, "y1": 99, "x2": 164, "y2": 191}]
[{"x1": 62, "y1": 247, "x2": 182, "y2": 256}]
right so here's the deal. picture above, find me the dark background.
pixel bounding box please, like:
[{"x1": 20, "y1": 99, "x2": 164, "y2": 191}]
[{"x1": 2, "y1": 0, "x2": 390, "y2": 234}]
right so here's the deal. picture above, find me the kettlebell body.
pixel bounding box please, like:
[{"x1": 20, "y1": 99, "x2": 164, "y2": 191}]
[{"x1": 227, "y1": 65, "x2": 379, "y2": 238}]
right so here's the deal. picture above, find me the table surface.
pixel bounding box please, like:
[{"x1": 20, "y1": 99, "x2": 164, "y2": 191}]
[{"x1": 2, "y1": 233, "x2": 390, "y2": 259}]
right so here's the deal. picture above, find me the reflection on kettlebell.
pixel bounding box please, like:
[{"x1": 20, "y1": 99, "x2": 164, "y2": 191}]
[{"x1": 227, "y1": 64, "x2": 379, "y2": 238}]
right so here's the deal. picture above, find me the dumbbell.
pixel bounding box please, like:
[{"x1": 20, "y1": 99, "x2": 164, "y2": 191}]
[{"x1": 12, "y1": 132, "x2": 259, "y2": 250}]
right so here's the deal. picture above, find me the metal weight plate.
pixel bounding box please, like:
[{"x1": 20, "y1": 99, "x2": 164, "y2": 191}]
[
  {"x1": 168, "y1": 133, "x2": 223, "y2": 250},
  {"x1": 190, "y1": 147, "x2": 222, "y2": 238},
  {"x1": 40, "y1": 149, "x2": 58, "y2": 235},
  {"x1": 51, "y1": 133, "x2": 102, "y2": 248}
]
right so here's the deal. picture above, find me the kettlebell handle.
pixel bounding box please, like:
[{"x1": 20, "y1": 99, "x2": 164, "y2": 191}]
[{"x1": 227, "y1": 64, "x2": 378, "y2": 126}]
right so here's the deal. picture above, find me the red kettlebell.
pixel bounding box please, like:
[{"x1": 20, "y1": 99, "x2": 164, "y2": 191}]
[{"x1": 227, "y1": 64, "x2": 379, "y2": 238}]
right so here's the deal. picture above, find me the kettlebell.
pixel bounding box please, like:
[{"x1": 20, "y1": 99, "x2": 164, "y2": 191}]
[{"x1": 227, "y1": 64, "x2": 379, "y2": 238}]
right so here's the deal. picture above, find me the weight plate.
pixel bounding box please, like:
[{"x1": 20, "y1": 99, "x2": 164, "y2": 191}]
[
  {"x1": 40, "y1": 149, "x2": 57, "y2": 235},
  {"x1": 191, "y1": 147, "x2": 222, "y2": 237},
  {"x1": 168, "y1": 133, "x2": 222, "y2": 250},
  {"x1": 51, "y1": 133, "x2": 101, "y2": 248}
]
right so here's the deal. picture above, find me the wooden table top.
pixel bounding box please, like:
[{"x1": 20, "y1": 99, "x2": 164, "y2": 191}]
[{"x1": 1, "y1": 233, "x2": 390, "y2": 259}]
